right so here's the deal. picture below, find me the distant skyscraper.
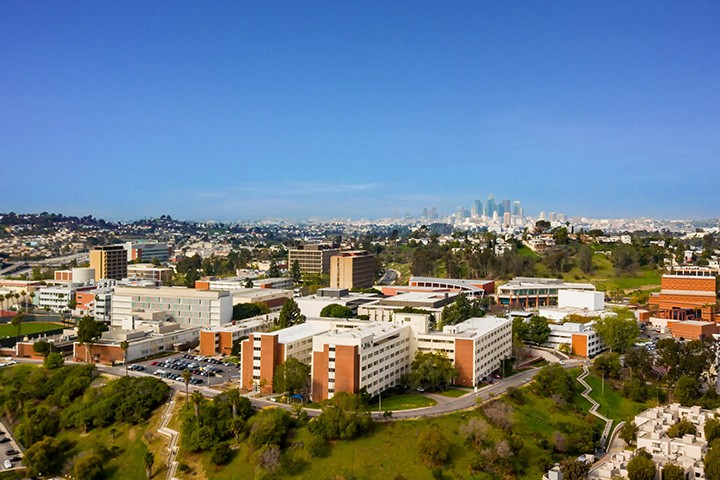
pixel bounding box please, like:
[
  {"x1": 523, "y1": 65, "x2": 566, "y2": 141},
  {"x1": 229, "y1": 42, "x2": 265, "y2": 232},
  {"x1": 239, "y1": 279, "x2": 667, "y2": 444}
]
[
  {"x1": 502, "y1": 199, "x2": 511, "y2": 217},
  {"x1": 473, "y1": 199, "x2": 484, "y2": 217},
  {"x1": 539, "y1": 211, "x2": 546, "y2": 220},
  {"x1": 422, "y1": 208, "x2": 428, "y2": 219},
  {"x1": 513, "y1": 201, "x2": 522, "y2": 217},
  {"x1": 486, "y1": 194, "x2": 496, "y2": 218}
]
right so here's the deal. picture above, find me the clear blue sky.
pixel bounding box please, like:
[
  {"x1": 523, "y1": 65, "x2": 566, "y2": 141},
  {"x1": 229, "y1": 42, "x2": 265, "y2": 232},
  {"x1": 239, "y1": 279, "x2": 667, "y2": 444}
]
[{"x1": 1, "y1": 1, "x2": 719, "y2": 221}]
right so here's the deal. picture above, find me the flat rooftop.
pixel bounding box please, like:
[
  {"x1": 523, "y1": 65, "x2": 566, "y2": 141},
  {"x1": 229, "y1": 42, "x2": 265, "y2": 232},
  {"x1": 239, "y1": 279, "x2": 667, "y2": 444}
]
[{"x1": 452, "y1": 315, "x2": 512, "y2": 338}]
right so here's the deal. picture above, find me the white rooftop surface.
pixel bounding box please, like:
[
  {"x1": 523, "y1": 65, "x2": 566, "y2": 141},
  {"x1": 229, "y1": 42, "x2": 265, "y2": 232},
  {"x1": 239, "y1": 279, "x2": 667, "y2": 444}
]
[
  {"x1": 451, "y1": 316, "x2": 511, "y2": 338},
  {"x1": 273, "y1": 321, "x2": 333, "y2": 343},
  {"x1": 231, "y1": 288, "x2": 291, "y2": 299},
  {"x1": 383, "y1": 291, "x2": 457, "y2": 302},
  {"x1": 320, "y1": 321, "x2": 404, "y2": 340},
  {"x1": 411, "y1": 276, "x2": 492, "y2": 286},
  {"x1": 204, "y1": 315, "x2": 277, "y2": 332}
]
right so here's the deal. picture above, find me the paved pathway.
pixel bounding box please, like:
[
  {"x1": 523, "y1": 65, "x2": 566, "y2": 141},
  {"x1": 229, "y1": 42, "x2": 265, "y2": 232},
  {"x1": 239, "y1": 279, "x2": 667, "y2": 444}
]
[
  {"x1": 577, "y1": 365, "x2": 613, "y2": 451},
  {"x1": 156, "y1": 391, "x2": 181, "y2": 480}
]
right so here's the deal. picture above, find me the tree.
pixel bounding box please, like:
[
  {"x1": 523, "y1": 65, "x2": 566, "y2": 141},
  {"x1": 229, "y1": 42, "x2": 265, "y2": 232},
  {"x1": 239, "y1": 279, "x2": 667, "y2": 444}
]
[
  {"x1": 232, "y1": 302, "x2": 270, "y2": 320},
  {"x1": 33, "y1": 340, "x2": 51, "y2": 357},
  {"x1": 24, "y1": 436, "x2": 65, "y2": 477},
  {"x1": 441, "y1": 292, "x2": 486, "y2": 326},
  {"x1": 624, "y1": 346, "x2": 653, "y2": 380},
  {"x1": 662, "y1": 463, "x2": 685, "y2": 480},
  {"x1": 675, "y1": 375, "x2": 700, "y2": 406},
  {"x1": 459, "y1": 417, "x2": 489, "y2": 450},
  {"x1": 310, "y1": 392, "x2": 372, "y2": 440},
  {"x1": 11, "y1": 312, "x2": 23, "y2": 343},
  {"x1": 244, "y1": 277, "x2": 254, "y2": 289},
  {"x1": 211, "y1": 442, "x2": 233, "y2": 465},
  {"x1": 619, "y1": 421, "x2": 639, "y2": 446},
  {"x1": 559, "y1": 458, "x2": 590, "y2": 480},
  {"x1": 532, "y1": 364, "x2": 575, "y2": 402},
  {"x1": 525, "y1": 315, "x2": 551, "y2": 345},
  {"x1": 320, "y1": 303, "x2": 353, "y2": 318},
  {"x1": 409, "y1": 351, "x2": 458, "y2": 390},
  {"x1": 276, "y1": 298, "x2": 306, "y2": 329},
  {"x1": 77, "y1": 315, "x2": 107, "y2": 363},
  {"x1": 627, "y1": 453, "x2": 656, "y2": 480},
  {"x1": 120, "y1": 340, "x2": 129, "y2": 376},
  {"x1": 593, "y1": 308, "x2": 640, "y2": 353},
  {"x1": 44, "y1": 351, "x2": 64, "y2": 369},
  {"x1": 667, "y1": 418, "x2": 696, "y2": 438},
  {"x1": 267, "y1": 259, "x2": 280, "y2": 278},
  {"x1": 577, "y1": 245, "x2": 594, "y2": 274},
  {"x1": 248, "y1": 407, "x2": 291, "y2": 448},
  {"x1": 417, "y1": 428, "x2": 450, "y2": 467},
  {"x1": 191, "y1": 391, "x2": 204, "y2": 421},
  {"x1": 704, "y1": 441, "x2": 720, "y2": 480},
  {"x1": 273, "y1": 358, "x2": 311, "y2": 397},
  {"x1": 182, "y1": 369, "x2": 192, "y2": 408},
  {"x1": 289, "y1": 260, "x2": 301, "y2": 284},
  {"x1": 74, "y1": 453, "x2": 104, "y2": 480},
  {"x1": 706, "y1": 418, "x2": 720, "y2": 444},
  {"x1": 593, "y1": 352, "x2": 622, "y2": 379},
  {"x1": 144, "y1": 451, "x2": 155, "y2": 479},
  {"x1": 224, "y1": 388, "x2": 252, "y2": 420}
]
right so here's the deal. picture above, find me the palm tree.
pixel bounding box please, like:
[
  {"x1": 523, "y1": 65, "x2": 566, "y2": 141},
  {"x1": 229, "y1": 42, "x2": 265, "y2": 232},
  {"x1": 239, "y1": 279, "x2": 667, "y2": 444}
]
[
  {"x1": 13, "y1": 293, "x2": 20, "y2": 308},
  {"x1": 227, "y1": 388, "x2": 241, "y2": 418},
  {"x1": 28, "y1": 292, "x2": 35, "y2": 311},
  {"x1": 11, "y1": 313, "x2": 23, "y2": 344},
  {"x1": 144, "y1": 451, "x2": 155, "y2": 479},
  {"x1": 19, "y1": 291, "x2": 26, "y2": 311},
  {"x1": 120, "y1": 340, "x2": 129, "y2": 375},
  {"x1": 4, "y1": 294, "x2": 12, "y2": 310},
  {"x1": 190, "y1": 391, "x2": 204, "y2": 422},
  {"x1": 181, "y1": 369, "x2": 192, "y2": 408}
]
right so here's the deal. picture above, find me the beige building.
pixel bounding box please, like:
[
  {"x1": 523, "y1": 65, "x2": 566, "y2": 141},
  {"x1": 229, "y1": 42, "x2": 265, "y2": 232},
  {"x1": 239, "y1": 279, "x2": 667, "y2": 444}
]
[
  {"x1": 110, "y1": 286, "x2": 233, "y2": 329},
  {"x1": 330, "y1": 251, "x2": 374, "y2": 289},
  {"x1": 288, "y1": 244, "x2": 339, "y2": 275},
  {"x1": 89, "y1": 245, "x2": 128, "y2": 281}
]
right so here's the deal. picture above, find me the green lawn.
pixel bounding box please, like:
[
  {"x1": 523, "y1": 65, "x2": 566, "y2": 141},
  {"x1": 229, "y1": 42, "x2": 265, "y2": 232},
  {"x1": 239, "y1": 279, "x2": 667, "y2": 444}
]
[
  {"x1": 438, "y1": 387, "x2": 472, "y2": 398},
  {"x1": 583, "y1": 373, "x2": 651, "y2": 423},
  {"x1": 0, "y1": 321, "x2": 63, "y2": 338},
  {"x1": 370, "y1": 393, "x2": 436, "y2": 411}
]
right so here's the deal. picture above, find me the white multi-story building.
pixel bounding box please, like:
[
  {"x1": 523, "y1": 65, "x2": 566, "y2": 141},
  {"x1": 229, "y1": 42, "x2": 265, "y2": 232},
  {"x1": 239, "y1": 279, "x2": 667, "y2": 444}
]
[
  {"x1": 110, "y1": 286, "x2": 233, "y2": 329},
  {"x1": 589, "y1": 403, "x2": 712, "y2": 479},
  {"x1": 37, "y1": 285, "x2": 78, "y2": 312},
  {"x1": 545, "y1": 321, "x2": 605, "y2": 358},
  {"x1": 312, "y1": 322, "x2": 412, "y2": 401}
]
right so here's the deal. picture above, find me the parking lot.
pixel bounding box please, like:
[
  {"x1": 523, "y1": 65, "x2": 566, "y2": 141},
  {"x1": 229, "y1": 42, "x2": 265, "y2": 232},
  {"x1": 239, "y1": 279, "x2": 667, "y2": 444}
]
[
  {"x1": 133, "y1": 352, "x2": 241, "y2": 388},
  {"x1": 0, "y1": 424, "x2": 23, "y2": 471}
]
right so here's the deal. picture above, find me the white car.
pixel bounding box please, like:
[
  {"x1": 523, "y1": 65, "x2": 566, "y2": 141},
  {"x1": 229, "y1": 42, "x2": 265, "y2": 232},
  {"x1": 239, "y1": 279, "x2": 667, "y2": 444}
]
[{"x1": 3, "y1": 459, "x2": 12, "y2": 469}]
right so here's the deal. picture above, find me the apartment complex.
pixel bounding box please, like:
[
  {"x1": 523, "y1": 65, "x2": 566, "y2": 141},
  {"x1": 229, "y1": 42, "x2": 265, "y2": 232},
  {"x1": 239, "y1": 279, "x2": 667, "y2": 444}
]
[
  {"x1": 89, "y1": 245, "x2": 128, "y2": 281},
  {"x1": 329, "y1": 251, "x2": 375, "y2": 289},
  {"x1": 649, "y1": 273, "x2": 717, "y2": 322},
  {"x1": 288, "y1": 243, "x2": 339, "y2": 275},
  {"x1": 497, "y1": 277, "x2": 596, "y2": 308},
  {"x1": 110, "y1": 286, "x2": 233, "y2": 329}
]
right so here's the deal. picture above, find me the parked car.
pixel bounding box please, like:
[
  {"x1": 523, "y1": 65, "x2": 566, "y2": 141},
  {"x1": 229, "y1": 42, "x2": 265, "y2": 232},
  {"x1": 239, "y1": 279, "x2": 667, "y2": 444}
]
[
  {"x1": 5, "y1": 449, "x2": 18, "y2": 456},
  {"x1": 3, "y1": 459, "x2": 12, "y2": 469}
]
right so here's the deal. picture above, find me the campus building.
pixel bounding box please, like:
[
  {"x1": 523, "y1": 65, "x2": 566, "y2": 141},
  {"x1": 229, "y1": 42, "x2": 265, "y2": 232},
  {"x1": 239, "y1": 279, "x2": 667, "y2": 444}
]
[
  {"x1": 199, "y1": 315, "x2": 276, "y2": 357},
  {"x1": 124, "y1": 241, "x2": 171, "y2": 263},
  {"x1": 287, "y1": 244, "x2": 339, "y2": 275},
  {"x1": 73, "y1": 321, "x2": 201, "y2": 364},
  {"x1": 357, "y1": 291, "x2": 457, "y2": 322},
  {"x1": 329, "y1": 251, "x2": 374, "y2": 290},
  {"x1": 649, "y1": 273, "x2": 717, "y2": 322},
  {"x1": 89, "y1": 245, "x2": 128, "y2": 281},
  {"x1": 546, "y1": 321, "x2": 605, "y2": 358},
  {"x1": 110, "y1": 286, "x2": 233, "y2": 329},
  {"x1": 195, "y1": 277, "x2": 294, "y2": 291},
  {"x1": 497, "y1": 277, "x2": 596, "y2": 308},
  {"x1": 126, "y1": 264, "x2": 173, "y2": 284},
  {"x1": 382, "y1": 276, "x2": 494, "y2": 298}
]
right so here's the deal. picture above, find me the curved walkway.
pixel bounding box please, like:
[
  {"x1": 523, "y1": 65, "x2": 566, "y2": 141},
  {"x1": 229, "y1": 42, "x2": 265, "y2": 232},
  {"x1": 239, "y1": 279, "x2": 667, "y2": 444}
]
[{"x1": 576, "y1": 365, "x2": 613, "y2": 451}]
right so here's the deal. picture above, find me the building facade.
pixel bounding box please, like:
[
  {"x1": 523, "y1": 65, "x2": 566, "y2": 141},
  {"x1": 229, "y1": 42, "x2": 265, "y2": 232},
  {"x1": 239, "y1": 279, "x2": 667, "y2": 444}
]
[
  {"x1": 287, "y1": 244, "x2": 339, "y2": 275},
  {"x1": 110, "y1": 286, "x2": 233, "y2": 329},
  {"x1": 497, "y1": 277, "x2": 596, "y2": 308},
  {"x1": 649, "y1": 274, "x2": 717, "y2": 322},
  {"x1": 89, "y1": 245, "x2": 128, "y2": 281},
  {"x1": 329, "y1": 251, "x2": 375, "y2": 289},
  {"x1": 124, "y1": 241, "x2": 171, "y2": 263}
]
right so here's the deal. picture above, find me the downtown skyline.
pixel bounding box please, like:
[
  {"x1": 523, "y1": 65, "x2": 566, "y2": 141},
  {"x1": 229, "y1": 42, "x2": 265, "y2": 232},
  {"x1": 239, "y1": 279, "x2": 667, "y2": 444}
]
[{"x1": 1, "y1": 2, "x2": 719, "y2": 221}]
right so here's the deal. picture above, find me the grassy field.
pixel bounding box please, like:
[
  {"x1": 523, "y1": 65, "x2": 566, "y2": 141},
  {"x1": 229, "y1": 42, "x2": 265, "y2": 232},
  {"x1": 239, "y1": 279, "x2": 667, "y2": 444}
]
[
  {"x1": 175, "y1": 370, "x2": 604, "y2": 480},
  {"x1": 370, "y1": 393, "x2": 436, "y2": 411},
  {"x1": 583, "y1": 373, "x2": 651, "y2": 423},
  {"x1": 0, "y1": 321, "x2": 63, "y2": 338},
  {"x1": 438, "y1": 387, "x2": 472, "y2": 398}
]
